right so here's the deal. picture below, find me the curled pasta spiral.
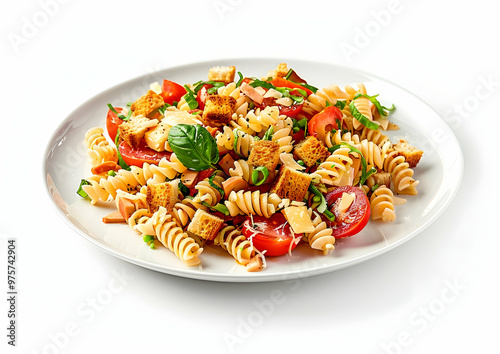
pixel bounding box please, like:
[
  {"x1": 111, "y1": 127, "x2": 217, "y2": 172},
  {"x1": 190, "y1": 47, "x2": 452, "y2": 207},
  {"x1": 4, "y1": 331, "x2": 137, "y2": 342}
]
[
  {"x1": 130, "y1": 155, "x2": 187, "y2": 185},
  {"x1": 383, "y1": 150, "x2": 419, "y2": 195},
  {"x1": 272, "y1": 116, "x2": 294, "y2": 153},
  {"x1": 324, "y1": 130, "x2": 362, "y2": 150},
  {"x1": 357, "y1": 126, "x2": 390, "y2": 148},
  {"x1": 315, "y1": 147, "x2": 353, "y2": 186},
  {"x1": 305, "y1": 209, "x2": 336, "y2": 255},
  {"x1": 127, "y1": 208, "x2": 152, "y2": 229},
  {"x1": 171, "y1": 197, "x2": 208, "y2": 227},
  {"x1": 83, "y1": 170, "x2": 141, "y2": 204},
  {"x1": 84, "y1": 127, "x2": 118, "y2": 166},
  {"x1": 357, "y1": 139, "x2": 390, "y2": 170},
  {"x1": 194, "y1": 175, "x2": 225, "y2": 207},
  {"x1": 302, "y1": 85, "x2": 351, "y2": 116},
  {"x1": 217, "y1": 82, "x2": 241, "y2": 99},
  {"x1": 214, "y1": 225, "x2": 258, "y2": 267},
  {"x1": 230, "y1": 106, "x2": 280, "y2": 135},
  {"x1": 225, "y1": 190, "x2": 282, "y2": 218},
  {"x1": 370, "y1": 186, "x2": 396, "y2": 222},
  {"x1": 351, "y1": 96, "x2": 374, "y2": 130},
  {"x1": 135, "y1": 207, "x2": 203, "y2": 266},
  {"x1": 215, "y1": 126, "x2": 253, "y2": 158}
]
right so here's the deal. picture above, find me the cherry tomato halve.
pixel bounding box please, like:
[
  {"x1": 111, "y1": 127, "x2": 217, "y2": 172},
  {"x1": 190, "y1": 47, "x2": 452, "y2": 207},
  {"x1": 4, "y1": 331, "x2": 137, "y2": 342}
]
[
  {"x1": 307, "y1": 106, "x2": 344, "y2": 143},
  {"x1": 196, "y1": 84, "x2": 213, "y2": 111},
  {"x1": 242, "y1": 214, "x2": 302, "y2": 257},
  {"x1": 118, "y1": 140, "x2": 172, "y2": 167},
  {"x1": 269, "y1": 77, "x2": 313, "y2": 97},
  {"x1": 324, "y1": 186, "x2": 370, "y2": 238},
  {"x1": 160, "y1": 79, "x2": 187, "y2": 105},
  {"x1": 106, "y1": 107, "x2": 125, "y2": 142},
  {"x1": 256, "y1": 97, "x2": 303, "y2": 118}
]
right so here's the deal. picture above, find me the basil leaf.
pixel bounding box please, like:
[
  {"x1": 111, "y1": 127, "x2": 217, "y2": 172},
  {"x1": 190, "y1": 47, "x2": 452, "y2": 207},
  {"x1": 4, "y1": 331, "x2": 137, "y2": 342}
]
[
  {"x1": 208, "y1": 171, "x2": 224, "y2": 198},
  {"x1": 235, "y1": 71, "x2": 244, "y2": 87},
  {"x1": 334, "y1": 100, "x2": 346, "y2": 110},
  {"x1": 167, "y1": 124, "x2": 219, "y2": 171},
  {"x1": 353, "y1": 93, "x2": 395, "y2": 116},
  {"x1": 76, "y1": 179, "x2": 90, "y2": 198},
  {"x1": 107, "y1": 103, "x2": 131, "y2": 121},
  {"x1": 114, "y1": 130, "x2": 131, "y2": 170},
  {"x1": 300, "y1": 83, "x2": 318, "y2": 94},
  {"x1": 182, "y1": 85, "x2": 198, "y2": 110},
  {"x1": 249, "y1": 79, "x2": 275, "y2": 90},
  {"x1": 349, "y1": 100, "x2": 380, "y2": 130}
]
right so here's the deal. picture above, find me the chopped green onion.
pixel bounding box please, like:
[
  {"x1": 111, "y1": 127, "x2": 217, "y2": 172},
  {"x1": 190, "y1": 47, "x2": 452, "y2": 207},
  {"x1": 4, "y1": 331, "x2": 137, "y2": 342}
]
[
  {"x1": 371, "y1": 184, "x2": 379, "y2": 192},
  {"x1": 284, "y1": 69, "x2": 293, "y2": 80},
  {"x1": 76, "y1": 179, "x2": 90, "y2": 198},
  {"x1": 312, "y1": 195, "x2": 321, "y2": 203},
  {"x1": 263, "y1": 126, "x2": 274, "y2": 141},
  {"x1": 251, "y1": 166, "x2": 269, "y2": 186},
  {"x1": 323, "y1": 210, "x2": 336, "y2": 221},
  {"x1": 235, "y1": 71, "x2": 244, "y2": 87}
]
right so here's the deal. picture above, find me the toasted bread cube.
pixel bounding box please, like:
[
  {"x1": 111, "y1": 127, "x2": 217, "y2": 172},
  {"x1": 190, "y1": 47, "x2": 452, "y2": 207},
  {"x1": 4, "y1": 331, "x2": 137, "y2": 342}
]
[
  {"x1": 187, "y1": 209, "x2": 224, "y2": 241},
  {"x1": 208, "y1": 66, "x2": 236, "y2": 84},
  {"x1": 118, "y1": 116, "x2": 157, "y2": 149},
  {"x1": 130, "y1": 90, "x2": 165, "y2": 118},
  {"x1": 371, "y1": 172, "x2": 391, "y2": 189},
  {"x1": 393, "y1": 139, "x2": 423, "y2": 168},
  {"x1": 265, "y1": 63, "x2": 289, "y2": 79},
  {"x1": 144, "y1": 121, "x2": 171, "y2": 152},
  {"x1": 202, "y1": 95, "x2": 236, "y2": 125},
  {"x1": 270, "y1": 165, "x2": 312, "y2": 202},
  {"x1": 293, "y1": 136, "x2": 330, "y2": 167},
  {"x1": 146, "y1": 182, "x2": 179, "y2": 213},
  {"x1": 248, "y1": 140, "x2": 280, "y2": 172}
]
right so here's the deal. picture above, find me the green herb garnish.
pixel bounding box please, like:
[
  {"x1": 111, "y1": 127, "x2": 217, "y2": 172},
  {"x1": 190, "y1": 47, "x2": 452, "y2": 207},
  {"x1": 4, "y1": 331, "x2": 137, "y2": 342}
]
[
  {"x1": 235, "y1": 71, "x2": 244, "y2": 87},
  {"x1": 263, "y1": 126, "x2": 274, "y2": 141},
  {"x1": 208, "y1": 171, "x2": 225, "y2": 198},
  {"x1": 251, "y1": 166, "x2": 269, "y2": 186},
  {"x1": 114, "y1": 130, "x2": 131, "y2": 171},
  {"x1": 328, "y1": 142, "x2": 376, "y2": 186},
  {"x1": 76, "y1": 179, "x2": 90, "y2": 198},
  {"x1": 167, "y1": 124, "x2": 219, "y2": 171},
  {"x1": 107, "y1": 103, "x2": 132, "y2": 121},
  {"x1": 349, "y1": 100, "x2": 380, "y2": 130},
  {"x1": 182, "y1": 85, "x2": 198, "y2": 110}
]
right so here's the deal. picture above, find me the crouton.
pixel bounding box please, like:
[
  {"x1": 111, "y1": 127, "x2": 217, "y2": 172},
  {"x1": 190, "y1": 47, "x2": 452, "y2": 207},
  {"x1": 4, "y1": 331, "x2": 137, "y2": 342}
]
[
  {"x1": 247, "y1": 140, "x2": 280, "y2": 172},
  {"x1": 118, "y1": 116, "x2": 158, "y2": 149},
  {"x1": 393, "y1": 139, "x2": 423, "y2": 168},
  {"x1": 208, "y1": 66, "x2": 236, "y2": 84},
  {"x1": 202, "y1": 95, "x2": 236, "y2": 125},
  {"x1": 146, "y1": 181, "x2": 179, "y2": 213},
  {"x1": 293, "y1": 136, "x2": 330, "y2": 167},
  {"x1": 187, "y1": 209, "x2": 224, "y2": 241},
  {"x1": 265, "y1": 63, "x2": 289, "y2": 79},
  {"x1": 144, "y1": 121, "x2": 171, "y2": 152},
  {"x1": 130, "y1": 90, "x2": 165, "y2": 118},
  {"x1": 270, "y1": 165, "x2": 312, "y2": 202},
  {"x1": 371, "y1": 172, "x2": 391, "y2": 189}
]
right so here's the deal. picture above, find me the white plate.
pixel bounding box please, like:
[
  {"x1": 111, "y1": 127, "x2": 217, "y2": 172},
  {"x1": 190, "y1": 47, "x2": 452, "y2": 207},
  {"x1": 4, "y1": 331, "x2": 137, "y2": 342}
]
[{"x1": 43, "y1": 58, "x2": 463, "y2": 282}]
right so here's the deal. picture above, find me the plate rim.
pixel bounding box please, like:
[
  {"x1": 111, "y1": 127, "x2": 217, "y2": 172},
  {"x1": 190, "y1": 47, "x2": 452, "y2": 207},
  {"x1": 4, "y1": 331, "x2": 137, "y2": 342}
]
[{"x1": 42, "y1": 57, "x2": 464, "y2": 282}]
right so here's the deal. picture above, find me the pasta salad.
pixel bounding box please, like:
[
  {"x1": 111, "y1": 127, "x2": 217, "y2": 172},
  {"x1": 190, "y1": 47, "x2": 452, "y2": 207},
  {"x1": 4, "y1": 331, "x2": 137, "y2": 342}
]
[{"x1": 77, "y1": 63, "x2": 423, "y2": 272}]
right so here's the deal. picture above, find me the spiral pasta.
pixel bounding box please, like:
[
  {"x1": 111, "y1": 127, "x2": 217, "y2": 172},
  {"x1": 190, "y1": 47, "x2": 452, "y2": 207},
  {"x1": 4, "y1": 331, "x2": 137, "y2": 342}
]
[
  {"x1": 272, "y1": 116, "x2": 294, "y2": 153},
  {"x1": 315, "y1": 147, "x2": 354, "y2": 186},
  {"x1": 215, "y1": 126, "x2": 253, "y2": 158},
  {"x1": 129, "y1": 155, "x2": 187, "y2": 185},
  {"x1": 383, "y1": 150, "x2": 419, "y2": 195},
  {"x1": 351, "y1": 96, "x2": 375, "y2": 130},
  {"x1": 134, "y1": 206, "x2": 203, "y2": 266},
  {"x1": 83, "y1": 169, "x2": 141, "y2": 204},
  {"x1": 214, "y1": 225, "x2": 258, "y2": 267},
  {"x1": 370, "y1": 186, "x2": 396, "y2": 222},
  {"x1": 84, "y1": 127, "x2": 118, "y2": 166},
  {"x1": 194, "y1": 175, "x2": 225, "y2": 207},
  {"x1": 230, "y1": 106, "x2": 280, "y2": 135},
  {"x1": 357, "y1": 126, "x2": 390, "y2": 148},
  {"x1": 305, "y1": 209, "x2": 336, "y2": 255},
  {"x1": 171, "y1": 197, "x2": 208, "y2": 227},
  {"x1": 225, "y1": 190, "x2": 282, "y2": 218},
  {"x1": 302, "y1": 85, "x2": 351, "y2": 116}
]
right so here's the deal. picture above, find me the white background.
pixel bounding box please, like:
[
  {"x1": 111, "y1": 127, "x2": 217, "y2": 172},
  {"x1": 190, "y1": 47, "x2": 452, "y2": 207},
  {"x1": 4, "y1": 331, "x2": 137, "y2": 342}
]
[{"x1": 1, "y1": 0, "x2": 498, "y2": 353}]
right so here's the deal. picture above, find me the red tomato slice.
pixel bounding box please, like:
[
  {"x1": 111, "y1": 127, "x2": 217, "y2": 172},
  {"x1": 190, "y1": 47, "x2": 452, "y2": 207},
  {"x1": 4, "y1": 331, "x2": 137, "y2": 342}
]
[
  {"x1": 196, "y1": 84, "x2": 213, "y2": 111},
  {"x1": 118, "y1": 140, "x2": 172, "y2": 167},
  {"x1": 106, "y1": 107, "x2": 124, "y2": 142},
  {"x1": 256, "y1": 97, "x2": 303, "y2": 118},
  {"x1": 160, "y1": 79, "x2": 186, "y2": 105},
  {"x1": 307, "y1": 106, "x2": 344, "y2": 143},
  {"x1": 242, "y1": 213, "x2": 302, "y2": 257},
  {"x1": 324, "y1": 186, "x2": 370, "y2": 238},
  {"x1": 269, "y1": 77, "x2": 313, "y2": 97}
]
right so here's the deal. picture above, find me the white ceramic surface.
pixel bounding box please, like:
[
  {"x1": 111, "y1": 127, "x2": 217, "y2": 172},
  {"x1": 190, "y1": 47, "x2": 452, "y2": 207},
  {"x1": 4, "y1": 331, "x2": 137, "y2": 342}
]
[{"x1": 43, "y1": 58, "x2": 463, "y2": 282}]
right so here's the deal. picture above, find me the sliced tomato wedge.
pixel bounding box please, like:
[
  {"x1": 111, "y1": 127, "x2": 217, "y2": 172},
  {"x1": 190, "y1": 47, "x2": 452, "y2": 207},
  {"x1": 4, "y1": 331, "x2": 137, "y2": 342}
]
[
  {"x1": 324, "y1": 186, "x2": 370, "y2": 238},
  {"x1": 118, "y1": 140, "x2": 172, "y2": 167},
  {"x1": 196, "y1": 84, "x2": 213, "y2": 111},
  {"x1": 242, "y1": 213, "x2": 302, "y2": 257},
  {"x1": 106, "y1": 107, "x2": 125, "y2": 142},
  {"x1": 256, "y1": 97, "x2": 303, "y2": 118},
  {"x1": 160, "y1": 79, "x2": 186, "y2": 105},
  {"x1": 307, "y1": 106, "x2": 344, "y2": 143}
]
